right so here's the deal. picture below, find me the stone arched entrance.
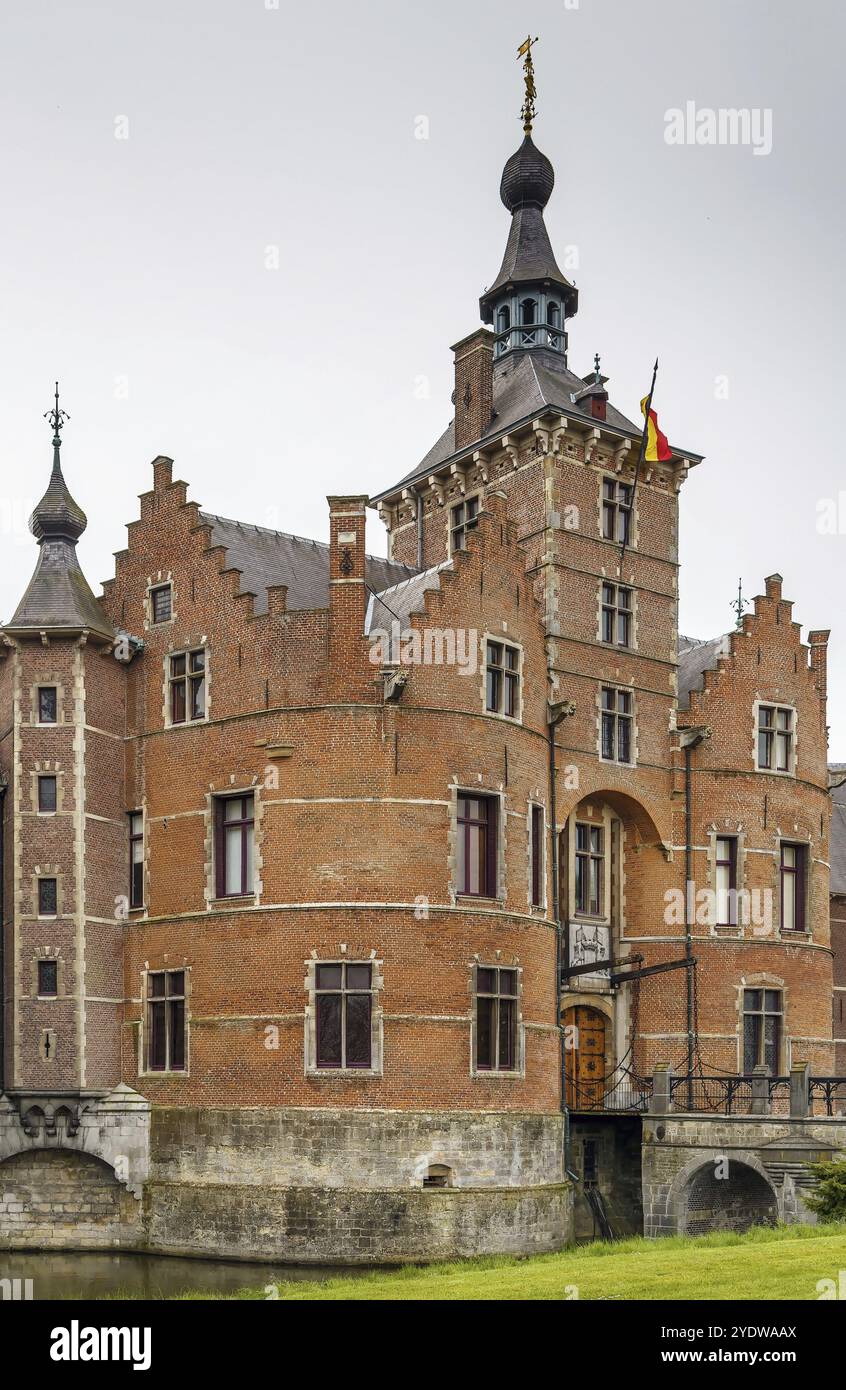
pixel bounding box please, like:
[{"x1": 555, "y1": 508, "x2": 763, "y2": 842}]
[
  {"x1": 679, "y1": 1158, "x2": 778, "y2": 1236},
  {"x1": 0, "y1": 1149, "x2": 141, "y2": 1250}
]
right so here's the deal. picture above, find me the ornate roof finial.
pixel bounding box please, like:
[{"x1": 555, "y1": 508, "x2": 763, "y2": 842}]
[
  {"x1": 594, "y1": 352, "x2": 602, "y2": 384},
  {"x1": 30, "y1": 383, "x2": 87, "y2": 544},
  {"x1": 731, "y1": 577, "x2": 749, "y2": 630},
  {"x1": 44, "y1": 380, "x2": 70, "y2": 445},
  {"x1": 517, "y1": 35, "x2": 539, "y2": 135}
]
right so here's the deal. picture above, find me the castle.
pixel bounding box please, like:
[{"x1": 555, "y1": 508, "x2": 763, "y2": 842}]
[{"x1": 0, "y1": 59, "x2": 839, "y2": 1261}]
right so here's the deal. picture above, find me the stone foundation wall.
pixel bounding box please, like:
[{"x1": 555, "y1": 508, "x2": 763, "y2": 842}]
[
  {"x1": 0, "y1": 1101, "x2": 573, "y2": 1262},
  {"x1": 149, "y1": 1106, "x2": 565, "y2": 1190},
  {"x1": 144, "y1": 1181, "x2": 572, "y2": 1264}
]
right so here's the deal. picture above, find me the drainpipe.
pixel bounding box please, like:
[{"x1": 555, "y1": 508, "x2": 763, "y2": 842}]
[
  {"x1": 548, "y1": 699, "x2": 576, "y2": 1180},
  {"x1": 679, "y1": 726, "x2": 709, "y2": 1103},
  {"x1": 0, "y1": 779, "x2": 6, "y2": 1092},
  {"x1": 415, "y1": 487, "x2": 424, "y2": 570}
]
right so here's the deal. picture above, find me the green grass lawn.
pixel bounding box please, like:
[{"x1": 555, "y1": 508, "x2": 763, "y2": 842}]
[{"x1": 176, "y1": 1222, "x2": 846, "y2": 1301}]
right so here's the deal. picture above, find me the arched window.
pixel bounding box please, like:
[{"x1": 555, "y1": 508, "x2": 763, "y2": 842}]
[
  {"x1": 548, "y1": 301, "x2": 560, "y2": 328},
  {"x1": 520, "y1": 298, "x2": 537, "y2": 326},
  {"x1": 496, "y1": 305, "x2": 511, "y2": 333}
]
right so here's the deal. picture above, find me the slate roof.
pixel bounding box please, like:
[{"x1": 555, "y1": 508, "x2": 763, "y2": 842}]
[
  {"x1": 677, "y1": 633, "x2": 731, "y2": 711},
  {"x1": 372, "y1": 349, "x2": 669, "y2": 503},
  {"x1": 364, "y1": 561, "x2": 451, "y2": 635},
  {"x1": 6, "y1": 538, "x2": 115, "y2": 639},
  {"x1": 481, "y1": 205, "x2": 576, "y2": 314},
  {"x1": 199, "y1": 513, "x2": 418, "y2": 615},
  {"x1": 4, "y1": 445, "x2": 114, "y2": 639}
]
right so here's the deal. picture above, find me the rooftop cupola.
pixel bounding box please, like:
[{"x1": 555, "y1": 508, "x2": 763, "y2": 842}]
[
  {"x1": 5, "y1": 385, "x2": 114, "y2": 640},
  {"x1": 479, "y1": 36, "x2": 578, "y2": 362}
]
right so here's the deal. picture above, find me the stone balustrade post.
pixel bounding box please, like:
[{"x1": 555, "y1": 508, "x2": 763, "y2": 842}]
[
  {"x1": 650, "y1": 1062, "x2": 674, "y2": 1115},
  {"x1": 789, "y1": 1062, "x2": 811, "y2": 1119}
]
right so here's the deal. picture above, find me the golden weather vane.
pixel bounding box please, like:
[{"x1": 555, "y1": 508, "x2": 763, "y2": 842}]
[{"x1": 517, "y1": 34, "x2": 539, "y2": 134}]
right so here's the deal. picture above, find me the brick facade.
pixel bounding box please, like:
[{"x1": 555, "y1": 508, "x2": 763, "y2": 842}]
[{"x1": 0, "y1": 111, "x2": 838, "y2": 1261}]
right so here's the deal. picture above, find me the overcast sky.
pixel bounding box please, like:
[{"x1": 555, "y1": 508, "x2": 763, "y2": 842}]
[{"x1": 2, "y1": 0, "x2": 844, "y2": 753}]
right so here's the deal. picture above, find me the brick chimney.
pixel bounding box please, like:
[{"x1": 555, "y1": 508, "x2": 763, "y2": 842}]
[
  {"x1": 452, "y1": 329, "x2": 495, "y2": 452},
  {"x1": 764, "y1": 573, "x2": 783, "y2": 601},
  {"x1": 327, "y1": 495, "x2": 369, "y2": 698},
  {"x1": 808, "y1": 629, "x2": 830, "y2": 699}
]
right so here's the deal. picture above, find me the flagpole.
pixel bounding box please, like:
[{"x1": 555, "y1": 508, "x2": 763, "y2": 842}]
[{"x1": 617, "y1": 356, "x2": 659, "y2": 583}]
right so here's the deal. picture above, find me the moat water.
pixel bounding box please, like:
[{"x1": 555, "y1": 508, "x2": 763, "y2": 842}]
[{"x1": 0, "y1": 1250, "x2": 371, "y2": 1300}]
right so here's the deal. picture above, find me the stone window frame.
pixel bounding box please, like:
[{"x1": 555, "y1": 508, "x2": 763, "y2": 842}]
[
  {"x1": 303, "y1": 953, "x2": 384, "y2": 1079},
  {"x1": 735, "y1": 974, "x2": 788, "y2": 1075},
  {"x1": 31, "y1": 866, "x2": 63, "y2": 920},
  {"x1": 481, "y1": 631, "x2": 523, "y2": 726},
  {"x1": 30, "y1": 948, "x2": 66, "y2": 999},
  {"x1": 468, "y1": 958, "x2": 525, "y2": 1080},
  {"x1": 29, "y1": 677, "x2": 66, "y2": 726},
  {"x1": 128, "y1": 809, "x2": 146, "y2": 912},
  {"x1": 705, "y1": 827, "x2": 747, "y2": 936},
  {"x1": 449, "y1": 784, "x2": 507, "y2": 904},
  {"x1": 527, "y1": 800, "x2": 547, "y2": 912},
  {"x1": 138, "y1": 964, "x2": 191, "y2": 1078},
  {"x1": 28, "y1": 762, "x2": 66, "y2": 816},
  {"x1": 597, "y1": 471, "x2": 638, "y2": 551},
  {"x1": 146, "y1": 574, "x2": 176, "y2": 631},
  {"x1": 162, "y1": 639, "x2": 210, "y2": 729},
  {"x1": 204, "y1": 776, "x2": 264, "y2": 908},
  {"x1": 596, "y1": 682, "x2": 638, "y2": 767},
  {"x1": 567, "y1": 803, "x2": 615, "y2": 926},
  {"x1": 597, "y1": 576, "x2": 637, "y2": 652},
  {"x1": 753, "y1": 699, "x2": 798, "y2": 777},
  {"x1": 448, "y1": 492, "x2": 481, "y2": 555},
  {"x1": 776, "y1": 834, "x2": 811, "y2": 938}
]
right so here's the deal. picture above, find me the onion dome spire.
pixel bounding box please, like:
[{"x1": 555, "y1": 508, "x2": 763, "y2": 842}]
[
  {"x1": 30, "y1": 382, "x2": 87, "y2": 543},
  {"x1": 5, "y1": 386, "x2": 113, "y2": 639},
  {"x1": 480, "y1": 39, "x2": 578, "y2": 360}
]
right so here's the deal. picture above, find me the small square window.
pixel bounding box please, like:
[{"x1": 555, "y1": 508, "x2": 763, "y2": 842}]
[
  {"x1": 38, "y1": 687, "x2": 58, "y2": 724},
  {"x1": 150, "y1": 584, "x2": 173, "y2": 625},
  {"x1": 37, "y1": 775, "x2": 57, "y2": 813},
  {"x1": 38, "y1": 878, "x2": 58, "y2": 917},
  {"x1": 37, "y1": 960, "x2": 58, "y2": 997}
]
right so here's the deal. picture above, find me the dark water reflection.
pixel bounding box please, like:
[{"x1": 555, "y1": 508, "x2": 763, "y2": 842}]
[{"x1": 0, "y1": 1250, "x2": 371, "y2": 1301}]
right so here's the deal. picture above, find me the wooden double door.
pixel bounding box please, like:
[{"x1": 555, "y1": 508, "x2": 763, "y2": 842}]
[{"x1": 562, "y1": 1006, "x2": 607, "y2": 1109}]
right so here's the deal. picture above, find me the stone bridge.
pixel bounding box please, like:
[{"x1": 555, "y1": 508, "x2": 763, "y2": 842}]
[{"x1": 641, "y1": 1063, "x2": 846, "y2": 1237}]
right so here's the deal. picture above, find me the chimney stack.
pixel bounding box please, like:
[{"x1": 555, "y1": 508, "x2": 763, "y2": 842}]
[
  {"x1": 764, "y1": 573, "x2": 783, "y2": 601},
  {"x1": 452, "y1": 329, "x2": 495, "y2": 452},
  {"x1": 808, "y1": 629, "x2": 830, "y2": 700},
  {"x1": 327, "y1": 495, "x2": 370, "y2": 699}
]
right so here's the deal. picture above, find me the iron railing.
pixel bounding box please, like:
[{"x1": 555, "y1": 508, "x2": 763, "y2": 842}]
[
  {"x1": 809, "y1": 1078, "x2": 846, "y2": 1117},
  {"x1": 566, "y1": 1077, "x2": 653, "y2": 1114},
  {"x1": 668, "y1": 1074, "x2": 769, "y2": 1114}
]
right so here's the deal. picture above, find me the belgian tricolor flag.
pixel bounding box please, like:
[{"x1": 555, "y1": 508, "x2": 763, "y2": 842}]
[{"x1": 640, "y1": 393, "x2": 673, "y2": 462}]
